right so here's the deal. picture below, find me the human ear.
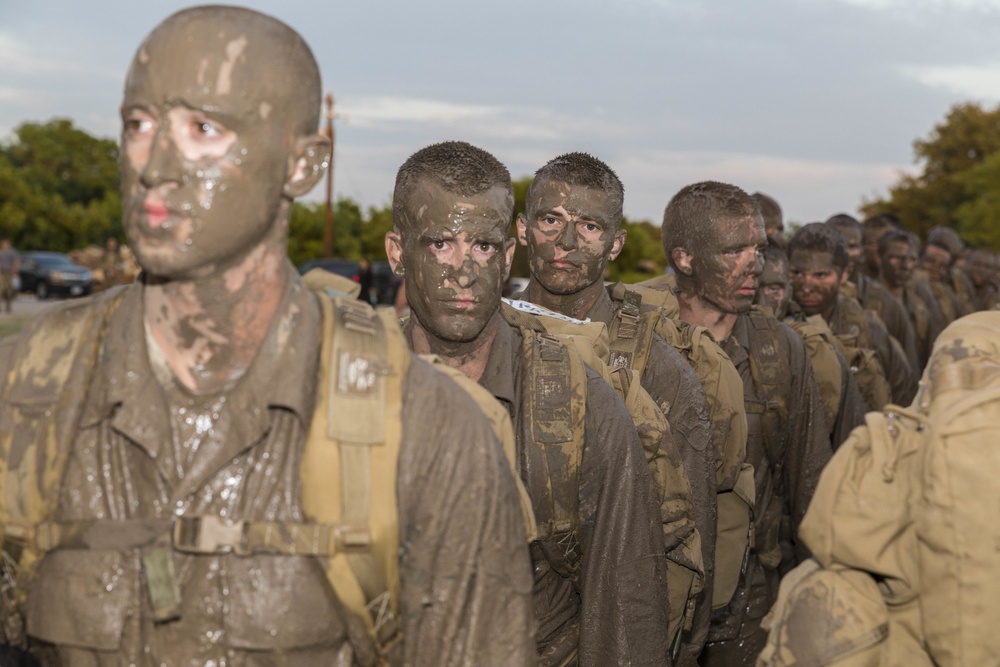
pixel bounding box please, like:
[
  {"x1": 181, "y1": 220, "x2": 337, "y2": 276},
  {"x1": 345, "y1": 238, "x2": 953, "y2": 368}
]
[
  {"x1": 385, "y1": 230, "x2": 404, "y2": 277},
  {"x1": 503, "y1": 238, "x2": 516, "y2": 282},
  {"x1": 608, "y1": 228, "x2": 627, "y2": 261},
  {"x1": 283, "y1": 133, "x2": 331, "y2": 198},
  {"x1": 515, "y1": 214, "x2": 529, "y2": 247},
  {"x1": 672, "y1": 247, "x2": 694, "y2": 275}
]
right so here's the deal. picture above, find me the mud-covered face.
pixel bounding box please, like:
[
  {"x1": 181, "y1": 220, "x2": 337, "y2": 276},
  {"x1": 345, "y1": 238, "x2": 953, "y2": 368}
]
[
  {"x1": 687, "y1": 215, "x2": 766, "y2": 314},
  {"x1": 389, "y1": 179, "x2": 513, "y2": 343},
  {"x1": 789, "y1": 249, "x2": 844, "y2": 320},
  {"x1": 921, "y1": 244, "x2": 951, "y2": 283},
  {"x1": 881, "y1": 240, "x2": 916, "y2": 288},
  {"x1": 863, "y1": 227, "x2": 890, "y2": 276},
  {"x1": 757, "y1": 256, "x2": 790, "y2": 319},
  {"x1": 120, "y1": 18, "x2": 297, "y2": 279},
  {"x1": 518, "y1": 179, "x2": 624, "y2": 295},
  {"x1": 837, "y1": 226, "x2": 862, "y2": 277},
  {"x1": 968, "y1": 250, "x2": 996, "y2": 288}
]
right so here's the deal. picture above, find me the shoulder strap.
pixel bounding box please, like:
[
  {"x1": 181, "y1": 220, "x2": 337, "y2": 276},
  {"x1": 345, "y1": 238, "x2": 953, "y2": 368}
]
[
  {"x1": 300, "y1": 293, "x2": 409, "y2": 664},
  {"x1": 744, "y1": 308, "x2": 790, "y2": 466},
  {"x1": 607, "y1": 284, "x2": 661, "y2": 380}
]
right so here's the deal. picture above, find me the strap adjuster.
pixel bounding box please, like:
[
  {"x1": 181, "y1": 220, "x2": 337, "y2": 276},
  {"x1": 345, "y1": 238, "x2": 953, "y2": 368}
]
[{"x1": 173, "y1": 516, "x2": 249, "y2": 555}]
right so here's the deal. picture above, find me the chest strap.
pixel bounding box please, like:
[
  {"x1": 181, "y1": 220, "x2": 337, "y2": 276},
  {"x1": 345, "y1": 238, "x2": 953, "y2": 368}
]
[{"x1": 5, "y1": 516, "x2": 370, "y2": 557}]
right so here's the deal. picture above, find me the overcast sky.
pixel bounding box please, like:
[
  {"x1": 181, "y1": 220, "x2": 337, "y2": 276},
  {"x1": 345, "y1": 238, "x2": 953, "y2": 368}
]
[{"x1": 3, "y1": 0, "x2": 1000, "y2": 225}]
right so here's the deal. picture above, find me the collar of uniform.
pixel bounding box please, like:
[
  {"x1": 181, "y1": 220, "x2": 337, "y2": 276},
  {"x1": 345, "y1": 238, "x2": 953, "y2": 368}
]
[
  {"x1": 477, "y1": 318, "x2": 519, "y2": 410},
  {"x1": 587, "y1": 286, "x2": 617, "y2": 328},
  {"x1": 78, "y1": 265, "x2": 320, "y2": 461},
  {"x1": 720, "y1": 312, "x2": 751, "y2": 368}
]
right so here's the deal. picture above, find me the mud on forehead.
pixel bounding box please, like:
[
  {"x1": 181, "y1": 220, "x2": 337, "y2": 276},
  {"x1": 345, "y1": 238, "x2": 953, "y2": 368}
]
[
  {"x1": 127, "y1": 8, "x2": 319, "y2": 127},
  {"x1": 397, "y1": 178, "x2": 511, "y2": 236}
]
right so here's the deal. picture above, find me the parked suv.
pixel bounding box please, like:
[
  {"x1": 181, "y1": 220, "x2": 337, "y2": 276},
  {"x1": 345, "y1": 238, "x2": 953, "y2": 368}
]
[{"x1": 19, "y1": 251, "x2": 93, "y2": 299}]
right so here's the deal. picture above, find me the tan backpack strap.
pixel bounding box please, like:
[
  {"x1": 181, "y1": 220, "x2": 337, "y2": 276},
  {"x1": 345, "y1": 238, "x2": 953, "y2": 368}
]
[
  {"x1": 300, "y1": 294, "x2": 409, "y2": 664},
  {"x1": 522, "y1": 331, "x2": 587, "y2": 574},
  {"x1": 744, "y1": 309, "x2": 790, "y2": 464}
]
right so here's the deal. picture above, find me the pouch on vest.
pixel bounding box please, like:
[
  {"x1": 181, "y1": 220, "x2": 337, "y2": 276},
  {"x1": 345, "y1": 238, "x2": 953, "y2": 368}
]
[{"x1": 757, "y1": 559, "x2": 889, "y2": 667}]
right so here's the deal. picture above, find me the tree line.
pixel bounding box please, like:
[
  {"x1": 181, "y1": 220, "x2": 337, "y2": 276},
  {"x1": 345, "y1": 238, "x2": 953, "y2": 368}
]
[{"x1": 3, "y1": 105, "x2": 998, "y2": 275}]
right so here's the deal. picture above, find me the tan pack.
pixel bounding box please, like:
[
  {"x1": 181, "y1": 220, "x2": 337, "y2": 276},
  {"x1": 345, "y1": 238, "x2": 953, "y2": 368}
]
[
  {"x1": 617, "y1": 282, "x2": 753, "y2": 611},
  {"x1": 500, "y1": 300, "x2": 702, "y2": 646},
  {"x1": 830, "y1": 298, "x2": 892, "y2": 412},
  {"x1": 784, "y1": 315, "x2": 844, "y2": 432},
  {"x1": 791, "y1": 312, "x2": 1000, "y2": 666}
]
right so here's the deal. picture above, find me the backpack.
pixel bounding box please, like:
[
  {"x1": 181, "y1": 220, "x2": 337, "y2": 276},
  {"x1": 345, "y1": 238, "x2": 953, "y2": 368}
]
[
  {"x1": 0, "y1": 277, "x2": 527, "y2": 667},
  {"x1": 784, "y1": 314, "x2": 844, "y2": 433},
  {"x1": 830, "y1": 298, "x2": 892, "y2": 412},
  {"x1": 614, "y1": 282, "x2": 754, "y2": 611},
  {"x1": 789, "y1": 312, "x2": 1000, "y2": 667},
  {"x1": 499, "y1": 300, "x2": 702, "y2": 649}
]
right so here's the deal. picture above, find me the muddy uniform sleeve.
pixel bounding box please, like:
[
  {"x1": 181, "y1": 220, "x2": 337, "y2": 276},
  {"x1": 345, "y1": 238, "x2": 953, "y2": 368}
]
[
  {"x1": 865, "y1": 314, "x2": 918, "y2": 406},
  {"x1": 880, "y1": 290, "x2": 921, "y2": 375},
  {"x1": 641, "y1": 334, "x2": 716, "y2": 660},
  {"x1": 577, "y1": 368, "x2": 671, "y2": 667},
  {"x1": 778, "y1": 324, "x2": 833, "y2": 564},
  {"x1": 397, "y1": 359, "x2": 536, "y2": 667}
]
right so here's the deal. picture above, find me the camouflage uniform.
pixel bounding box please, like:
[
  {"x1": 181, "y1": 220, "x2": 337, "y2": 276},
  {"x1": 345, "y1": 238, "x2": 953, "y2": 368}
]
[
  {"x1": 463, "y1": 318, "x2": 671, "y2": 667},
  {"x1": 585, "y1": 287, "x2": 717, "y2": 665},
  {"x1": 1, "y1": 274, "x2": 537, "y2": 666},
  {"x1": 700, "y1": 312, "x2": 831, "y2": 667}
]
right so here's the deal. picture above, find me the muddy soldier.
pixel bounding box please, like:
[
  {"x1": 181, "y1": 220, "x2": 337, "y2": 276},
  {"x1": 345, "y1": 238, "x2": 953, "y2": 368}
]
[
  {"x1": 385, "y1": 141, "x2": 671, "y2": 666},
  {"x1": 514, "y1": 152, "x2": 716, "y2": 664},
  {"x1": 657, "y1": 182, "x2": 831, "y2": 667},
  {"x1": 0, "y1": 7, "x2": 537, "y2": 665}
]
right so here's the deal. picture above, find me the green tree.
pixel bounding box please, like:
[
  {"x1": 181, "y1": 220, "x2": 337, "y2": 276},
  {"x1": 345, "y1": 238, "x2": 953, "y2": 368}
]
[
  {"x1": 861, "y1": 102, "x2": 1000, "y2": 249},
  {"x1": 0, "y1": 119, "x2": 121, "y2": 250}
]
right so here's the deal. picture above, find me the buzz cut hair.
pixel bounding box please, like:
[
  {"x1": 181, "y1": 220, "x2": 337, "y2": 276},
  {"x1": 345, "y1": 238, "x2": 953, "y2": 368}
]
[
  {"x1": 528, "y1": 152, "x2": 625, "y2": 223},
  {"x1": 788, "y1": 222, "x2": 850, "y2": 271},
  {"x1": 752, "y1": 192, "x2": 782, "y2": 229},
  {"x1": 826, "y1": 213, "x2": 862, "y2": 235},
  {"x1": 862, "y1": 214, "x2": 900, "y2": 234},
  {"x1": 392, "y1": 141, "x2": 514, "y2": 230},
  {"x1": 661, "y1": 181, "x2": 758, "y2": 269}
]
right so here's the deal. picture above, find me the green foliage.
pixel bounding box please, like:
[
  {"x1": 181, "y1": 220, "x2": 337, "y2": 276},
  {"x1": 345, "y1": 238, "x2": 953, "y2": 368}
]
[
  {"x1": 607, "y1": 218, "x2": 665, "y2": 281},
  {"x1": 861, "y1": 102, "x2": 1000, "y2": 250},
  {"x1": 0, "y1": 119, "x2": 121, "y2": 250},
  {"x1": 287, "y1": 198, "x2": 394, "y2": 268}
]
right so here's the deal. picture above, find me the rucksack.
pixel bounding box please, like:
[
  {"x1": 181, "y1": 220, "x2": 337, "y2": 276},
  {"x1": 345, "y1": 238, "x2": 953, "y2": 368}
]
[
  {"x1": 830, "y1": 298, "x2": 892, "y2": 412},
  {"x1": 787, "y1": 312, "x2": 1000, "y2": 667},
  {"x1": 613, "y1": 282, "x2": 754, "y2": 611},
  {"x1": 784, "y1": 314, "x2": 845, "y2": 433},
  {"x1": 498, "y1": 300, "x2": 702, "y2": 649},
  {"x1": 0, "y1": 276, "x2": 529, "y2": 667}
]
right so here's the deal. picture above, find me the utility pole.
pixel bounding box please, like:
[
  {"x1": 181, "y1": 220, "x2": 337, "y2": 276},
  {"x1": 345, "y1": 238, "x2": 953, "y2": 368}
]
[{"x1": 323, "y1": 93, "x2": 335, "y2": 258}]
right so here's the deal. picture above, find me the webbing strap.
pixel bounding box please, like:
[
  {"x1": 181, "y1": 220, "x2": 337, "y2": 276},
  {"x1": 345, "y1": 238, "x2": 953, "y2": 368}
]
[
  {"x1": 301, "y1": 294, "x2": 407, "y2": 665},
  {"x1": 3, "y1": 516, "x2": 370, "y2": 557},
  {"x1": 608, "y1": 287, "x2": 642, "y2": 370}
]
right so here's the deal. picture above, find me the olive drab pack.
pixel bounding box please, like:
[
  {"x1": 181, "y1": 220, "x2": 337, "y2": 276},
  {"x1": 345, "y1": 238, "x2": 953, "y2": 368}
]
[
  {"x1": 499, "y1": 300, "x2": 702, "y2": 649},
  {"x1": 0, "y1": 278, "x2": 513, "y2": 667},
  {"x1": 612, "y1": 281, "x2": 753, "y2": 611},
  {"x1": 784, "y1": 314, "x2": 844, "y2": 432},
  {"x1": 769, "y1": 312, "x2": 1000, "y2": 667},
  {"x1": 830, "y1": 298, "x2": 892, "y2": 412}
]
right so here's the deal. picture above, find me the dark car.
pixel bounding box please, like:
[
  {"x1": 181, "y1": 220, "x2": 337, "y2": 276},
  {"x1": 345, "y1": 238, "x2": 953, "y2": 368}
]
[
  {"x1": 297, "y1": 258, "x2": 401, "y2": 305},
  {"x1": 19, "y1": 251, "x2": 93, "y2": 299},
  {"x1": 298, "y1": 258, "x2": 362, "y2": 282},
  {"x1": 371, "y1": 261, "x2": 402, "y2": 305}
]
